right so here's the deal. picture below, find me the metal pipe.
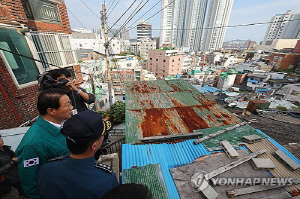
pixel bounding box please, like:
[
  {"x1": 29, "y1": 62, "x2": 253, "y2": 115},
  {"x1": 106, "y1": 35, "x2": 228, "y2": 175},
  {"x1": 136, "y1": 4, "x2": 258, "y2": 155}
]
[
  {"x1": 0, "y1": 66, "x2": 28, "y2": 98},
  {"x1": 0, "y1": 81, "x2": 22, "y2": 124}
]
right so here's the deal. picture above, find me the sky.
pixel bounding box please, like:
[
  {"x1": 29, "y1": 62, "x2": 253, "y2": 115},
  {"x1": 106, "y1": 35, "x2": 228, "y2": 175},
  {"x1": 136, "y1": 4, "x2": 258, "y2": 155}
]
[{"x1": 65, "y1": 0, "x2": 300, "y2": 43}]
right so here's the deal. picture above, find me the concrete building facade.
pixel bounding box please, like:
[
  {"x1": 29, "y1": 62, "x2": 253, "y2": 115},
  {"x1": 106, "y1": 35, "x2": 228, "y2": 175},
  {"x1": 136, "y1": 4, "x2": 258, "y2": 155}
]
[
  {"x1": 263, "y1": 10, "x2": 300, "y2": 45},
  {"x1": 148, "y1": 49, "x2": 182, "y2": 79},
  {"x1": 201, "y1": 0, "x2": 234, "y2": 51},
  {"x1": 138, "y1": 38, "x2": 157, "y2": 59},
  {"x1": 137, "y1": 20, "x2": 152, "y2": 42}
]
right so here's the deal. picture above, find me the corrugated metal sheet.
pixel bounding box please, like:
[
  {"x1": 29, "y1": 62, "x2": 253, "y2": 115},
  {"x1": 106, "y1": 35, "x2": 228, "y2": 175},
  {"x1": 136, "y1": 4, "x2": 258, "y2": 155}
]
[
  {"x1": 122, "y1": 140, "x2": 248, "y2": 199},
  {"x1": 170, "y1": 149, "x2": 291, "y2": 199},
  {"x1": 257, "y1": 129, "x2": 300, "y2": 165},
  {"x1": 246, "y1": 139, "x2": 300, "y2": 193},
  {"x1": 0, "y1": 127, "x2": 29, "y2": 151},
  {"x1": 201, "y1": 124, "x2": 266, "y2": 151},
  {"x1": 125, "y1": 80, "x2": 240, "y2": 144},
  {"x1": 123, "y1": 164, "x2": 169, "y2": 199}
]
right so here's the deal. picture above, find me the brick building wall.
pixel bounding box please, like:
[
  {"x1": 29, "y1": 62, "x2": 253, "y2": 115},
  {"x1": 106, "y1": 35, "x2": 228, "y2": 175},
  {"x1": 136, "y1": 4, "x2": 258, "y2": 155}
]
[
  {"x1": 0, "y1": 0, "x2": 73, "y2": 129},
  {"x1": 0, "y1": 0, "x2": 28, "y2": 26},
  {"x1": 234, "y1": 74, "x2": 247, "y2": 85},
  {"x1": 270, "y1": 53, "x2": 300, "y2": 70},
  {"x1": 0, "y1": 59, "x2": 39, "y2": 129},
  {"x1": 292, "y1": 40, "x2": 300, "y2": 53},
  {"x1": 27, "y1": 4, "x2": 71, "y2": 34}
]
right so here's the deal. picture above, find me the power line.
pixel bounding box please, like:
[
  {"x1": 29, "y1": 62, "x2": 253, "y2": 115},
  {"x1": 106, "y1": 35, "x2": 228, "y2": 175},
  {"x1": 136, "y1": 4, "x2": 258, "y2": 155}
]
[
  {"x1": 108, "y1": 0, "x2": 150, "y2": 44},
  {"x1": 0, "y1": 45, "x2": 61, "y2": 68},
  {"x1": 127, "y1": 0, "x2": 161, "y2": 29},
  {"x1": 109, "y1": 0, "x2": 170, "y2": 41},
  {"x1": 81, "y1": 0, "x2": 102, "y2": 20},
  {"x1": 108, "y1": 0, "x2": 137, "y2": 31},
  {"x1": 121, "y1": 18, "x2": 300, "y2": 34},
  {"x1": 106, "y1": 0, "x2": 116, "y2": 14},
  {"x1": 65, "y1": 5, "x2": 88, "y2": 29},
  {"x1": 107, "y1": 0, "x2": 121, "y2": 18}
]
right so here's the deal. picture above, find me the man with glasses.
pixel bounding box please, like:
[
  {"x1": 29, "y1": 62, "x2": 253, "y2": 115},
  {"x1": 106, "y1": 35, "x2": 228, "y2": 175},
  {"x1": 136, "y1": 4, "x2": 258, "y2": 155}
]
[
  {"x1": 16, "y1": 89, "x2": 73, "y2": 198},
  {"x1": 37, "y1": 110, "x2": 118, "y2": 199},
  {"x1": 49, "y1": 68, "x2": 95, "y2": 114}
]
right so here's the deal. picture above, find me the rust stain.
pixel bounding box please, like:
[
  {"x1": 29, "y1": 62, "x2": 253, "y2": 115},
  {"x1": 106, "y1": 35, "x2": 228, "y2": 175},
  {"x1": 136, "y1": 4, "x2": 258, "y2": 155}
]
[
  {"x1": 141, "y1": 109, "x2": 171, "y2": 138},
  {"x1": 175, "y1": 107, "x2": 210, "y2": 132},
  {"x1": 290, "y1": 190, "x2": 300, "y2": 196},
  {"x1": 169, "y1": 84, "x2": 182, "y2": 92},
  {"x1": 130, "y1": 83, "x2": 161, "y2": 93},
  {"x1": 170, "y1": 98, "x2": 184, "y2": 107}
]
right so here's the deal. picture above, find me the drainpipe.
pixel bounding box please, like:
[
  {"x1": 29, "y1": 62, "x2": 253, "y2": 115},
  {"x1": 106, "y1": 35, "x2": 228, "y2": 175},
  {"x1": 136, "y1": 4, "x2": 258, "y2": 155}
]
[{"x1": 0, "y1": 81, "x2": 22, "y2": 124}]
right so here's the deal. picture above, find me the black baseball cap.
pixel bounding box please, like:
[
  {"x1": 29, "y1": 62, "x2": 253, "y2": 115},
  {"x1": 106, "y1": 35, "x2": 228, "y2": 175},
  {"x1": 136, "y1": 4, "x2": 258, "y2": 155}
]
[{"x1": 61, "y1": 110, "x2": 112, "y2": 143}]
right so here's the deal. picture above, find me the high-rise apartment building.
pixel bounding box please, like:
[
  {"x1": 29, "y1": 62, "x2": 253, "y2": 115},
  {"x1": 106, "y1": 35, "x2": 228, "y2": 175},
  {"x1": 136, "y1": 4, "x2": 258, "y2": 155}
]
[
  {"x1": 263, "y1": 10, "x2": 300, "y2": 45},
  {"x1": 201, "y1": 0, "x2": 234, "y2": 51},
  {"x1": 137, "y1": 20, "x2": 152, "y2": 41},
  {"x1": 182, "y1": 0, "x2": 208, "y2": 51},
  {"x1": 160, "y1": 0, "x2": 233, "y2": 52}
]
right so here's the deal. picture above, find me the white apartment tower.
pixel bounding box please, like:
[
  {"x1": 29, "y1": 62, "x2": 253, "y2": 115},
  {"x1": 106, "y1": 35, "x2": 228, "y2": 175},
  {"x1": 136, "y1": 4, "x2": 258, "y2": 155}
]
[
  {"x1": 160, "y1": 0, "x2": 207, "y2": 51},
  {"x1": 263, "y1": 10, "x2": 300, "y2": 45},
  {"x1": 137, "y1": 20, "x2": 152, "y2": 42},
  {"x1": 182, "y1": 0, "x2": 208, "y2": 51},
  {"x1": 201, "y1": 0, "x2": 234, "y2": 51},
  {"x1": 160, "y1": 0, "x2": 233, "y2": 52}
]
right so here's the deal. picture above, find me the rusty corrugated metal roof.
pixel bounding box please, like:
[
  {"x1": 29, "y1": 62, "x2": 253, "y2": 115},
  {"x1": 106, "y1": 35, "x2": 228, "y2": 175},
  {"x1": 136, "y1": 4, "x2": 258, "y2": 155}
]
[
  {"x1": 246, "y1": 139, "x2": 300, "y2": 194},
  {"x1": 125, "y1": 80, "x2": 240, "y2": 144}
]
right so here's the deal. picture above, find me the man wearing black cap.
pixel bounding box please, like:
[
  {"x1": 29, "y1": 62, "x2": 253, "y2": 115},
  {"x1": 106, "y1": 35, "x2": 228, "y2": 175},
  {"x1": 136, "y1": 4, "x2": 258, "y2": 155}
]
[{"x1": 36, "y1": 110, "x2": 118, "y2": 199}]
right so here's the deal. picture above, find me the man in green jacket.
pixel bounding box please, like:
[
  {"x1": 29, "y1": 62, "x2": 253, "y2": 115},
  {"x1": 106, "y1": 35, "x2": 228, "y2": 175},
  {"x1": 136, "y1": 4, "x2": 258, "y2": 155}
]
[{"x1": 16, "y1": 89, "x2": 73, "y2": 198}]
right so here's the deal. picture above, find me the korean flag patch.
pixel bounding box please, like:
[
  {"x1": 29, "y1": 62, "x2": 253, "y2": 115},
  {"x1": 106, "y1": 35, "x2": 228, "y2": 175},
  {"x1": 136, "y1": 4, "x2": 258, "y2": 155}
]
[{"x1": 24, "y1": 157, "x2": 39, "y2": 168}]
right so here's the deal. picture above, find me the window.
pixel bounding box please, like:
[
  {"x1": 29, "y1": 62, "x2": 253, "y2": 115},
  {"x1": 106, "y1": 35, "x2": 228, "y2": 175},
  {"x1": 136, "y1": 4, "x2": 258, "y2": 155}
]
[
  {"x1": 150, "y1": 58, "x2": 152, "y2": 60},
  {"x1": 81, "y1": 54, "x2": 88, "y2": 58},
  {"x1": 156, "y1": 59, "x2": 158, "y2": 61},
  {"x1": 0, "y1": 28, "x2": 39, "y2": 85},
  {"x1": 22, "y1": 0, "x2": 61, "y2": 24},
  {"x1": 172, "y1": 59, "x2": 174, "y2": 62},
  {"x1": 163, "y1": 59, "x2": 166, "y2": 62},
  {"x1": 27, "y1": 32, "x2": 77, "y2": 68},
  {"x1": 99, "y1": 100, "x2": 105, "y2": 108}
]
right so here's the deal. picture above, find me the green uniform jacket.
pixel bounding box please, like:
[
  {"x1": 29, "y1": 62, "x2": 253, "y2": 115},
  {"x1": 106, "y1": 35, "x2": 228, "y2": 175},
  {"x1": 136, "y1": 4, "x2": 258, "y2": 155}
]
[{"x1": 16, "y1": 116, "x2": 70, "y2": 198}]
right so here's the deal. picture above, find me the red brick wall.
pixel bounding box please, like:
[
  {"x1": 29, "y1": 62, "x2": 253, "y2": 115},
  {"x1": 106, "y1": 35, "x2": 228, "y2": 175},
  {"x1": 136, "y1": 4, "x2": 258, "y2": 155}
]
[
  {"x1": 270, "y1": 53, "x2": 300, "y2": 69},
  {"x1": 27, "y1": 4, "x2": 71, "y2": 34},
  {"x1": 0, "y1": 0, "x2": 28, "y2": 25},
  {"x1": 234, "y1": 74, "x2": 247, "y2": 85},
  {"x1": 292, "y1": 40, "x2": 300, "y2": 53},
  {"x1": 0, "y1": 58, "x2": 39, "y2": 130}
]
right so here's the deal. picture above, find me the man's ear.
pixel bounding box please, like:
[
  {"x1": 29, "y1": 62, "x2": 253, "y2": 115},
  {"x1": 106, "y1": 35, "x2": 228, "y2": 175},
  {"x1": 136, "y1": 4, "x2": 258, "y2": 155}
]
[{"x1": 47, "y1": 108, "x2": 56, "y2": 116}]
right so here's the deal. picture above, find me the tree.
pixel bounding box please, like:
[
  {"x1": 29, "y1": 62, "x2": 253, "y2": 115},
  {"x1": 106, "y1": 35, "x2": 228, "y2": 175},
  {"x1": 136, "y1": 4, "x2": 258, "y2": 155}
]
[{"x1": 108, "y1": 101, "x2": 125, "y2": 124}]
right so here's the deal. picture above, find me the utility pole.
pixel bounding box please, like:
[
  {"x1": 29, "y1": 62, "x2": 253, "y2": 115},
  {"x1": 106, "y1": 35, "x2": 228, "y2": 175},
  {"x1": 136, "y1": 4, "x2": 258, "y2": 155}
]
[
  {"x1": 102, "y1": 4, "x2": 113, "y2": 107},
  {"x1": 89, "y1": 68, "x2": 95, "y2": 97}
]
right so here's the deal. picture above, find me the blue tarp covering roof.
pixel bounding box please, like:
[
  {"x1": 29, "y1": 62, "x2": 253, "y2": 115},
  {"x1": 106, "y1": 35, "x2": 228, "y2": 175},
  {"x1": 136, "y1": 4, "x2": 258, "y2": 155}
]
[
  {"x1": 256, "y1": 88, "x2": 271, "y2": 93},
  {"x1": 247, "y1": 79, "x2": 259, "y2": 83},
  {"x1": 200, "y1": 85, "x2": 220, "y2": 93}
]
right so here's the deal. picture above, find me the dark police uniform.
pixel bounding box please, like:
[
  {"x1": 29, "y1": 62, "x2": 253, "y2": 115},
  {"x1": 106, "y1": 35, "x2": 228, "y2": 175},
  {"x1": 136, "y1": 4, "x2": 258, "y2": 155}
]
[
  {"x1": 36, "y1": 110, "x2": 117, "y2": 199},
  {"x1": 37, "y1": 156, "x2": 119, "y2": 199}
]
